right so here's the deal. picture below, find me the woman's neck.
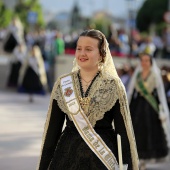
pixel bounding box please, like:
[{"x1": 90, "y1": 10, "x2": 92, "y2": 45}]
[
  {"x1": 79, "y1": 68, "x2": 99, "y2": 81},
  {"x1": 142, "y1": 68, "x2": 150, "y2": 74},
  {"x1": 141, "y1": 68, "x2": 151, "y2": 79}
]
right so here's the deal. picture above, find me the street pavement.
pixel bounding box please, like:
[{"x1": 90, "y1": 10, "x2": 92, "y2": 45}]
[
  {"x1": 0, "y1": 91, "x2": 170, "y2": 170},
  {"x1": 0, "y1": 90, "x2": 50, "y2": 170}
]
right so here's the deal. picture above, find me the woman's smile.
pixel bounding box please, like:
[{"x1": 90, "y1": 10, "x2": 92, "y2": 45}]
[{"x1": 79, "y1": 58, "x2": 88, "y2": 62}]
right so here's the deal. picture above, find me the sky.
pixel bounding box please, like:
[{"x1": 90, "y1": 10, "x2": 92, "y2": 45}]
[{"x1": 39, "y1": 0, "x2": 145, "y2": 18}]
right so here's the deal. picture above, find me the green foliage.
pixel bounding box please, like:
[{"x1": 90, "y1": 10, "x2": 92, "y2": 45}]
[
  {"x1": 89, "y1": 15, "x2": 112, "y2": 36},
  {"x1": 136, "y1": 0, "x2": 168, "y2": 32},
  {"x1": 14, "y1": 0, "x2": 45, "y2": 31},
  {"x1": 14, "y1": 0, "x2": 28, "y2": 27},
  {"x1": 155, "y1": 22, "x2": 168, "y2": 35},
  {"x1": 0, "y1": 1, "x2": 13, "y2": 28}
]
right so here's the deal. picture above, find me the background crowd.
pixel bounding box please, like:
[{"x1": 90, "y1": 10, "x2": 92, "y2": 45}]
[{"x1": 0, "y1": 15, "x2": 170, "y2": 109}]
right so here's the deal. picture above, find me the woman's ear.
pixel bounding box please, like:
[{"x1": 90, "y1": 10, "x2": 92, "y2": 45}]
[{"x1": 98, "y1": 57, "x2": 102, "y2": 62}]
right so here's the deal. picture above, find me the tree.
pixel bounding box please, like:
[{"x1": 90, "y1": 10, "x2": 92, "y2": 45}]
[
  {"x1": 89, "y1": 13, "x2": 112, "y2": 37},
  {"x1": 14, "y1": 0, "x2": 45, "y2": 31},
  {"x1": 0, "y1": 1, "x2": 12, "y2": 28},
  {"x1": 136, "y1": 0, "x2": 168, "y2": 32}
]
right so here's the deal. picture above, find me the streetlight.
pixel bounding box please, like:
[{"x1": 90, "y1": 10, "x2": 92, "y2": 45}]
[{"x1": 125, "y1": 0, "x2": 138, "y2": 61}]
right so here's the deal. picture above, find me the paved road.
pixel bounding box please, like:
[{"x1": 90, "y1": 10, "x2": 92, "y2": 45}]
[
  {"x1": 0, "y1": 91, "x2": 170, "y2": 170},
  {"x1": 0, "y1": 91, "x2": 50, "y2": 170}
]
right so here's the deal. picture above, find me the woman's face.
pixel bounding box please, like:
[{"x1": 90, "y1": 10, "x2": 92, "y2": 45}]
[
  {"x1": 75, "y1": 36, "x2": 101, "y2": 71},
  {"x1": 140, "y1": 54, "x2": 152, "y2": 70}
]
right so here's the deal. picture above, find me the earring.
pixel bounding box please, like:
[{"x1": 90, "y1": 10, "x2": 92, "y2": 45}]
[
  {"x1": 98, "y1": 60, "x2": 103, "y2": 71},
  {"x1": 72, "y1": 58, "x2": 80, "y2": 71}
]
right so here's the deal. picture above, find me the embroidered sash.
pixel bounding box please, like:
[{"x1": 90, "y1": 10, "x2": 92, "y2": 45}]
[
  {"x1": 60, "y1": 74, "x2": 128, "y2": 170},
  {"x1": 136, "y1": 73, "x2": 159, "y2": 112}
]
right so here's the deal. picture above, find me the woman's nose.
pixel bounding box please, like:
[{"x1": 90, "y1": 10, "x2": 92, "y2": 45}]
[{"x1": 80, "y1": 49, "x2": 85, "y2": 55}]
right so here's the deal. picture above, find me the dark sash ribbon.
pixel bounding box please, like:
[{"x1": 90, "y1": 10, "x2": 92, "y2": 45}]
[{"x1": 136, "y1": 73, "x2": 159, "y2": 112}]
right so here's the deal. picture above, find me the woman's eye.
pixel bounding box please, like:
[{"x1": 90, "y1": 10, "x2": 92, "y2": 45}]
[{"x1": 76, "y1": 48, "x2": 81, "y2": 51}]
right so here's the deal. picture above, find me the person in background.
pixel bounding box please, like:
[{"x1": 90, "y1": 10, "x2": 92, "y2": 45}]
[
  {"x1": 18, "y1": 45, "x2": 47, "y2": 102},
  {"x1": 6, "y1": 43, "x2": 27, "y2": 88},
  {"x1": 37, "y1": 29, "x2": 139, "y2": 170},
  {"x1": 161, "y1": 66, "x2": 170, "y2": 110},
  {"x1": 162, "y1": 27, "x2": 170, "y2": 59},
  {"x1": 3, "y1": 16, "x2": 24, "y2": 53},
  {"x1": 127, "y1": 53, "x2": 170, "y2": 170},
  {"x1": 54, "y1": 32, "x2": 65, "y2": 55},
  {"x1": 119, "y1": 64, "x2": 134, "y2": 91},
  {"x1": 46, "y1": 31, "x2": 65, "y2": 91},
  {"x1": 137, "y1": 36, "x2": 156, "y2": 57}
]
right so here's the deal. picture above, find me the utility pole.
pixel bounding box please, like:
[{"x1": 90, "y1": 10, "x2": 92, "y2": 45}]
[{"x1": 125, "y1": 0, "x2": 136, "y2": 64}]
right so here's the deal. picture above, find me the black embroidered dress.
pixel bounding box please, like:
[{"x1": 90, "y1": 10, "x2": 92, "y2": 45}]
[
  {"x1": 38, "y1": 71, "x2": 136, "y2": 170},
  {"x1": 129, "y1": 72, "x2": 168, "y2": 159},
  {"x1": 18, "y1": 57, "x2": 46, "y2": 95}
]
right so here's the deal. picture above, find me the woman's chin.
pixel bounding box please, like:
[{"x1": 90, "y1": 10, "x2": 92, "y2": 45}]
[{"x1": 78, "y1": 63, "x2": 88, "y2": 68}]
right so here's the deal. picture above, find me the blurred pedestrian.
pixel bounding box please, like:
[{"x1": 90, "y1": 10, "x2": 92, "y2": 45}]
[
  {"x1": 37, "y1": 29, "x2": 139, "y2": 170},
  {"x1": 53, "y1": 32, "x2": 65, "y2": 56},
  {"x1": 137, "y1": 36, "x2": 156, "y2": 57},
  {"x1": 3, "y1": 16, "x2": 24, "y2": 53},
  {"x1": 162, "y1": 27, "x2": 170, "y2": 59},
  {"x1": 119, "y1": 64, "x2": 134, "y2": 91},
  {"x1": 6, "y1": 43, "x2": 27, "y2": 88},
  {"x1": 107, "y1": 24, "x2": 120, "y2": 52},
  {"x1": 46, "y1": 31, "x2": 65, "y2": 91},
  {"x1": 18, "y1": 45, "x2": 47, "y2": 102},
  {"x1": 127, "y1": 53, "x2": 170, "y2": 170}
]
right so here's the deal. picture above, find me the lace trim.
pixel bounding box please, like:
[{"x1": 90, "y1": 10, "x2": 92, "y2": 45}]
[
  {"x1": 116, "y1": 79, "x2": 139, "y2": 170},
  {"x1": 55, "y1": 71, "x2": 119, "y2": 127},
  {"x1": 87, "y1": 77, "x2": 118, "y2": 127},
  {"x1": 53, "y1": 82, "x2": 71, "y2": 119},
  {"x1": 135, "y1": 71, "x2": 156, "y2": 93}
]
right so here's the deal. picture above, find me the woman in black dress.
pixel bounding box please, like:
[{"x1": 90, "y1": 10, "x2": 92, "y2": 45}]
[
  {"x1": 18, "y1": 45, "x2": 47, "y2": 102},
  {"x1": 7, "y1": 43, "x2": 27, "y2": 88},
  {"x1": 37, "y1": 29, "x2": 139, "y2": 170},
  {"x1": 128, "y1": 53, "x2": 170, "y2": 170},
  {"x1": 3, "y1": 17, "x2": 24, "y2": 53}
]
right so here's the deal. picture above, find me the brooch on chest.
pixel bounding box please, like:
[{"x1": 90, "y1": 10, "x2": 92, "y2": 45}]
[{"x1": 79, "y1": 96, "x2": 91, "y2": 111}]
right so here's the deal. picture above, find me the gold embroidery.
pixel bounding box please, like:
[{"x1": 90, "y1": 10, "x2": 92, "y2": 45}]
[
  {"x1": 79, "y1": 96, "x2": 91, "y2": 111},
  {"x1": 54, "y1": 71, "x2": 119, "y2": 126}
]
